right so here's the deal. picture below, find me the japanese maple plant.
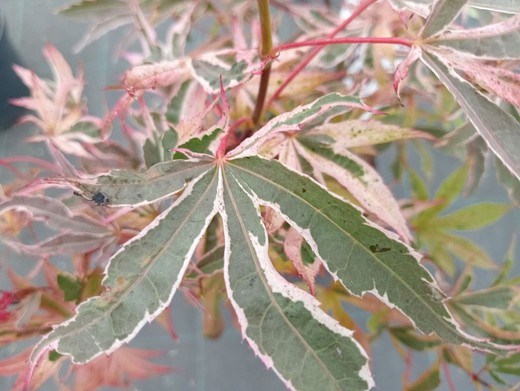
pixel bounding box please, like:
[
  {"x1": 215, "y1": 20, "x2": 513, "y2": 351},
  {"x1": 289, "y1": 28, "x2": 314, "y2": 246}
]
[{"x1": 1, "y1": 0, "x2": 519, "y2": 390}]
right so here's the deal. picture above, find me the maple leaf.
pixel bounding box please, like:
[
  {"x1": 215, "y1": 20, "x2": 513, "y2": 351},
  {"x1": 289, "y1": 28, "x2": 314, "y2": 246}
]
[
  {"x1": 9, "y1": 44, "x2": 104, "y2": 159},
  {"x1": 393, "y1": 1, "x2": 520, "y2": 181},
  {"x1": 26, "y1": 94, "x2": 514, "y2": 391}
]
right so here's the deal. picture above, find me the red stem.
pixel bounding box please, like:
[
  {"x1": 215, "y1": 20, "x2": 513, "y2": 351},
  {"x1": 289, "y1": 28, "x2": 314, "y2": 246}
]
[
  {"x1": 276, "y1": 36, "x2": 413, "y2": 52},
  {"x1": 0, "y1": 156, "x2": 60, "y2": 174},
  {"x1": 403, "y1": 350, "x2": 413, "y2": 387},
  {"x1": 265, "y1": 0, "x2": 378, "y2": 109},
  {"x1": 216, "y1": 133, "x2": 229, "y2": 158},
  {"x1": 442, "y1": 361, "x2": 457, "y2": 391}
]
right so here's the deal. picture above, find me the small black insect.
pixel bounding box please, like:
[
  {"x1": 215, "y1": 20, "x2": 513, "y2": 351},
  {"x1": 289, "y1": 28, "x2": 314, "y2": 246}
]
[
  {"x1": 91, "y1": 192, "x2": 109, "y2": 206},
  {"x1": 369, "y1": 244, "x2": 391, "y2": 253}
]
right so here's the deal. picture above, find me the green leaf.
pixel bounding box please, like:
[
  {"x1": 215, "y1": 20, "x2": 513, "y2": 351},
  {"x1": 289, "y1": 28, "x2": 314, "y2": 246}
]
[
  {"x1": 173, "y1": 127, "x2": 222, "y2": 159},
  {"x1": 453, "y1": 286, "x2": 517, "y2": 310},
  {"x1": 57, "y1": 274, "x2": 83, "y2": 302},
  {"x1": 162, "y1": 129, "x2": 178, "y2": 153},
  {"x1": 61, "y1": 159, "x2": 213, "y2": 206},
  {"x1": 405, "y1": 361, "x2": 441, "y2": 391},
  {"x1": 434, "y1": 203, "x2": 511, "y2": 230},
  {"x1": 58, "y1": 0, "x2": 188, "y2": 52},
  {"x1": 305, "y1": 119, "x2": 431, "y2": 149},
  {"x1": 492, "y1": 237, "x2": 516, "y2": 286},
  {"x1": 422, "y1": 0, "x2": 468, "y2": 38},
  {"x1": 143, "y1": 138, "x2": 161, "y2": 168},
  {"x1": 227, "y1": 156, "x2": 505, "y2": 353},
  {"x1": 143, "y1": 127, "x2": 178, "y2": 168},
  {"x1": 58, "y1": 0, "x2": 129, "y2": 19},
  {"x1": 425, "y1": 231, "x2": 496, "y2": 269},
  {"x1": 407, "y1": 167, "x2": 429, "y2": 201},
  {"x1": 165, "y1": 81, "x2": 191, "y2": 124},
  {"x1": 389, "y1": 327, "x2": 442, "y2": 350},
  {"x1": 31, "y1": 167, "x2": 220, "y2": 363},
  {"x1": 417, "y1": 164, "x2": 468, "y2": 224},
  {"x1": 298, "y1": 137, "x2": 364, "y2": 177},
  {"x1": 190, "y1": 50, "x2": 260, "y2": 93},
  {"x1": 48, "y1": 350, "x2": 63, "y2": 362},
  {"x1": 296, "y1": 136, "x2": 412, "y2": 242},
  {"x1": 221, "y1": 167, "x2": 373, "y2": 391},
  {"x1": 495, "y1": 158, "x2": 520, "y2": 207},
  {"x1": 492, "y1": 352, "x2": 520, "y2": 375},
  {"x1": 196, "y1": 245, "x2": 225, "y2": 275},
  {"x1": 420, "y1": 50, "x2": 520, "y2": 181},
  {"x1": 229, "y1": 93, "x2": 368, "y2": 158}
]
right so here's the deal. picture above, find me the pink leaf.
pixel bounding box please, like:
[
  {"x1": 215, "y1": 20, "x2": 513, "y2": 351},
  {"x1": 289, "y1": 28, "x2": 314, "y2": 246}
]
[
  {"x1": 393, "y1": 46, "x2": 421, "y2": 100},
  {"x1": 283, "y1": 228, "x2": 321, "y2": 296}
]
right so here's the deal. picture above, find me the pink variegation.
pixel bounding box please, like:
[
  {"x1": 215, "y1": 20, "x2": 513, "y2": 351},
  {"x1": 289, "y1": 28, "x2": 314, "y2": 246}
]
[{"x1": 10, "y1": 44, "x2": 104, "y2": 159}]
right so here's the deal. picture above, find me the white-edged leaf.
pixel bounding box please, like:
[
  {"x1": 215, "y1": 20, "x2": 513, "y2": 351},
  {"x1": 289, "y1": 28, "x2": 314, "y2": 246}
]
[
  {"x1": 229, "y1": 93, "x2": 371, "y2": 158},
  {"x1": 189, "y1": 49, "x2": 261, "y2": 94},
  {"x1": 293, "y1": 138, "x2": 412, "y2": 242},
  {"x1": 49, "y1": 159, "x2": 213, "y2": 207},
  {"x1": 2, "y1": 233, "x2": 109, "y2": 256},
  {"x1": 58, "y1": 0, "x2": 188, "y2": 52},
  {"x1": 420, "y1": 49, "x2": 520, "y2": 181},
  {"x1": 387, "y1": 0, "x2": 432, "y2": 17},
  {"x1": 221, "y1": 167, "x2": 373, "y2": 391},
  {"x1": 227, "y1": 156, "x2": 510, "y2": 353},
  {"x1": 428, "y1": 48, "x2": 520, "y2": 109},
  {"x1": 30, "y1": 166, "x2": 219, "y2": 365},
  {"x1": 421, "y1": 0, "x2": 468, "y2": 38},
  {"x1": 428, "y1": 14, "x2": 520, "y2": 59},
  {"x1": 469, "y1": 0, "x2": 520, "y2": 13},
  {"x1": 388, "y1": 0, "x2": 519, "y2": 17},
  {"x1": 58, "y1": 0, "x2": 133, "y2": 19},
  {"x1": 303, "y1": 119, "x2": 432, "y2": 149},
  {"x1": 284, "y1": 227, "x2": 321, "y2": 296},
  {"x1": 121, "y1": 58, "x2": 191, "y2": 93},
  {"x1": 0, "y1": 195, "x2": 109, "y2": 235}
]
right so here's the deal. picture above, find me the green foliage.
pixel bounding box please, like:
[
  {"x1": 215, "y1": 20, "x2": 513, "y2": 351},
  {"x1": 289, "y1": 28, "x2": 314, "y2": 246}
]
[{"x1": 0, "y1": 1, "x2": 519, "y2": 390}]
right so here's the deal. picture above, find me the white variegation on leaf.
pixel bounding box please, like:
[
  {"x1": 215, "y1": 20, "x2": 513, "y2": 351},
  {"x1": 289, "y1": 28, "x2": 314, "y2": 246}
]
[
  {"x1": 284, "y1": 227, "x2": 322, "y2": 296},
  {"x1": 0, "y1": 195, "x2": 113, "y2": 256},
  {"x1": 426, "y1": 13, "x2": 520, "y2": 59},
  {"x1": 30, "y1": 95, "x2": 516, "y2": 391},
  {"x1": 388, "y1": 0, "x2": 519, "y2": 16},
  {"x1": 228, "y1": 93, "x2": 372, "y2": 158},
  {"x1": 304, "y1": 119, "x2": 433, "y2": 150},
  {"x1": 419, "y1": 50, "x2": 520, "y2": 181},
  {"x1": 404, "y1": 4, "x2": 520, "y2": 182},
  {"x1": 30, "y1": 167, "x2": 221, "y2": 366},
  {"x1": 221, "y1": 169, "x2": 372, "y2": 391},
  {"x1": 421, "y1": 0, "x2": 469, "y2": 39},
  {"x1": 426, "y1": 47, "x2": 520, "y2": 109},
  {"x1": 292, "y1": 140, "x2": 412, "y2": 242},
  {"x1": 226, "y1": 156, "x2": 512, "y2": 354},
  {"x1": 189, "y1": 49, "x2": 262, "y2": 94}
]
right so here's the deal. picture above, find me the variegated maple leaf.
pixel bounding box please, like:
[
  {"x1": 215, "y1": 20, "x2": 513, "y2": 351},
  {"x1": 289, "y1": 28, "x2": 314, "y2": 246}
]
[
  {"x1": 29, "y1": 94, "x2": 511, "y2": 391},
  {"x1": 393, "y1": 0, "x2": 520, "y2": 181}
]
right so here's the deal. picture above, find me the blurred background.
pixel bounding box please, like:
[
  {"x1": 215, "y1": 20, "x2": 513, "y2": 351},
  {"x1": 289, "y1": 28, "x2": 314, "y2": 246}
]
[{"x1": 0, "y1": 1, "x2": 518, "y2": 390}]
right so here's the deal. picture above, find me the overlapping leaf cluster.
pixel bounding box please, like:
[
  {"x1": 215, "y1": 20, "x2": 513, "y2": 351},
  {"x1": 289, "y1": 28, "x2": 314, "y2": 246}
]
[{"x1": 0, "y1": 1, "x2": 519, "y2": 390}]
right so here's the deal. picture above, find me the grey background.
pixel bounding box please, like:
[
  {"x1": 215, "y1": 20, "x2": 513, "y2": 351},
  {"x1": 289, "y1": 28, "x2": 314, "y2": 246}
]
[{"x1": 0, "y1": 1, "x2": 518, "y2": 390}]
